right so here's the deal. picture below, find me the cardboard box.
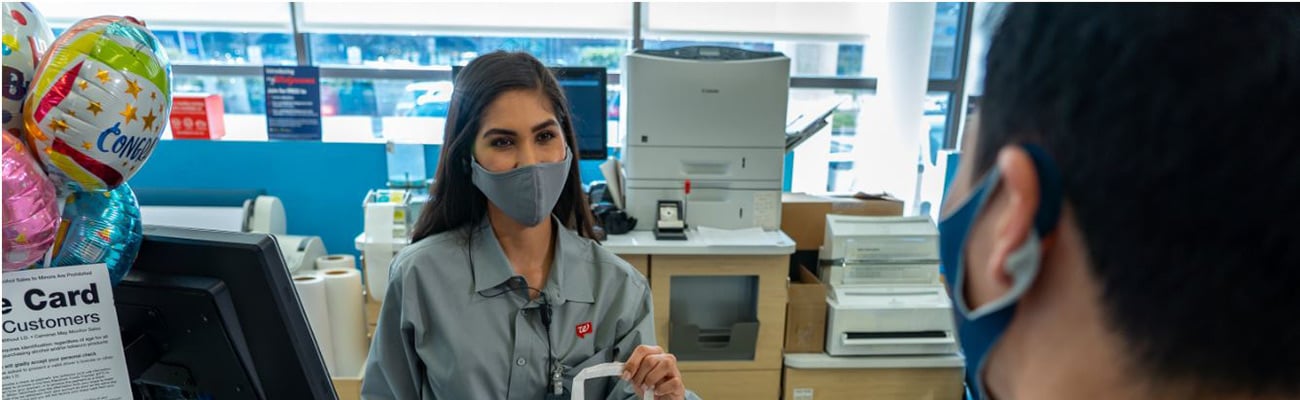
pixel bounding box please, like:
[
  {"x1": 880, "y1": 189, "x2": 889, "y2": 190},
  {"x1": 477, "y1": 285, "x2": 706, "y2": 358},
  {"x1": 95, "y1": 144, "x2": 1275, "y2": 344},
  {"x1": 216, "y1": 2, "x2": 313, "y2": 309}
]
[
  {"x1": 781, "y1": 193, "x2": 904, "y2": 251},
  {"x1": 782, "y1": 353, "x2": 965, "y2": 400},
  {"x1": 170, "y1": 93, "x2": 226, "y2": 140},
  {"x1": 782, "y1": 367, "x2": 964, "y2": 400},
  {"x1": 681, "y1": 369, "x2": 781, "y2": 400},
  {"x1": 333, "y1": 299, "x2": 380, "y2": 400},
  {"x1": 784, "y1": 264, "x2": 827, "y2": 353},
  {"x1": 337, "y1": 297, "x2": 379, "y2": 400},
  {"x1": 332, "y1": 364, "x2": 366, "y2": 400}
]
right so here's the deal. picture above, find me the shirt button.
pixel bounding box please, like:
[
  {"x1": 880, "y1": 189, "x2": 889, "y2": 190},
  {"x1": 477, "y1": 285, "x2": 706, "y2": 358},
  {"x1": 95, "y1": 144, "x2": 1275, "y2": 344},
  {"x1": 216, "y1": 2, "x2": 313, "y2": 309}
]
[{"x1": 516, "y1": 358, "x2": 527, "y2": 366}]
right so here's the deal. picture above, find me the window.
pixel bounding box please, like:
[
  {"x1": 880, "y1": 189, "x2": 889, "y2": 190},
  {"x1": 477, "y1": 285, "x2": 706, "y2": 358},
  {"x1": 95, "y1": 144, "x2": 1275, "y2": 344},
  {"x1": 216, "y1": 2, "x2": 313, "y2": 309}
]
[
  {"x1": 34, "y1": 1, "x2": 297, "y2": 142},
  {"x1": 297, "y1": 3, "x2": 631, "y2": 35},
  {"x1": 296, "y1": 3, "x2": 631, "y2": 144},
  {"x1": 786, "y1": 89, "x2": 953, "y2": 194},
  {"x1": 929, "y1": 3, "x2": 965, "y2": 80},
  {"x1": 666, "y1": 3, "x2": 969, "y2": 195},
  {"x1": 159, "y1": 31, "x2": 297, "y2": 66},
  {"x1": 35, "y1": 2, "x2": 292, "y2": 31},
  {"x1": 643, "y1": 3, "x2": 966, "y2": 81},
  {"x1": 301, "y1": 33, "x2": 626, "y2": 144},
  {"x1": 641, "y1": 2, "x2": 966, "y2": 81},
  {"x1": 310, "y1": 34, "x2": 627, "y2": 69},
  {"x1": 29, "y1": 0, "x2": 973, "y2": 183},
  {"x1": 925, "y1": 91, "x2": 952, "y2": 165},
  {"x1": 787, "y1": 89, "x2": 874, "y2": 193}
]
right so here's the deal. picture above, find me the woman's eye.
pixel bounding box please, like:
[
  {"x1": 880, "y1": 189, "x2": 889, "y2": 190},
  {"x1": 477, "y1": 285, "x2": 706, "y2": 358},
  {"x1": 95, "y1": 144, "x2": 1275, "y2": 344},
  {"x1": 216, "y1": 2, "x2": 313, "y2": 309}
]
[
  {"x1": 537, "y1": 131, "x2": 557, "y2": 143},
  {"x1": 490, "y1": 138, "x2": 513, "y2": 148}
]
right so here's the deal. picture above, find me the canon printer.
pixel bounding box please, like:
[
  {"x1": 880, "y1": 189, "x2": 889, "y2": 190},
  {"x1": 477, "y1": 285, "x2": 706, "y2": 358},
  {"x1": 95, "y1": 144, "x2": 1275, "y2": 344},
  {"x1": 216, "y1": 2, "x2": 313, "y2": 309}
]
[{"x1": 621, "y1": 46, "x2": 790, "y2": 231}]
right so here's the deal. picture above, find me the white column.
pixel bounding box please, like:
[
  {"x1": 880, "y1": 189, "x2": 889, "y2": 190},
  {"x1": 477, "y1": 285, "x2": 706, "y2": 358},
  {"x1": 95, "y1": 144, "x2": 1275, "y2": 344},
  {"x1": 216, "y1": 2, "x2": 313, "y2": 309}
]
[{"x1": 853, "y1": 2, "x2": 935, "y2": 211}]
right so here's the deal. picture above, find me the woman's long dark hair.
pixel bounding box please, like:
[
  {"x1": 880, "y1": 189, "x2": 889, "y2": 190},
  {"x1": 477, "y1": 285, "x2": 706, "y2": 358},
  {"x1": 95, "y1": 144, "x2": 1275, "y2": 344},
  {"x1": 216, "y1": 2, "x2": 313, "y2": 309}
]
[{"x1": 411, "y1": 51, "x2": 598, "y2": 242}]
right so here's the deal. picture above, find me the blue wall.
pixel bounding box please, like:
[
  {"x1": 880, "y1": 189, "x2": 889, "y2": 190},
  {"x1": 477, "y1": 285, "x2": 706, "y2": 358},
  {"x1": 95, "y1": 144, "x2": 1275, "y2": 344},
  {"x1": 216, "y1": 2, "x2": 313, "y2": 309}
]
[{"x1": 130, "y1": 140, "x2": 609, "y2": 256}]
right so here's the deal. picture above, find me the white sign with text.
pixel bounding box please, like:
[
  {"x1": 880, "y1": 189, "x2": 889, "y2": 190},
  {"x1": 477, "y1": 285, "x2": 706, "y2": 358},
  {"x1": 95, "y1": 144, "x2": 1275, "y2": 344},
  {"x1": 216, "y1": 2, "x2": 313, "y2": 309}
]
[{"x1": 2, "y1": 264, "x2": 132, "y2": 400}]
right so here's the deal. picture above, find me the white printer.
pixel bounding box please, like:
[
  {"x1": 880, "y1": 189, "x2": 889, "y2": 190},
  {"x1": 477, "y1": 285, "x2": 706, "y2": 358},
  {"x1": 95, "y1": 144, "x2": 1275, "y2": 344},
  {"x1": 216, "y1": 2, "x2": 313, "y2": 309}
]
[
  {"x1": 826, "y1": 285, "x2": 957, "y2": 356},
  {"x1": 819, "y1": 215, "x2": 958, "y2": 356},
  {"x1": 273, "y1": 234, "x2": 327, "y2": 275},
  {"x1": 621, "y1": 46, "x2": 790, "y2": 231},
  {"x1": 134, "y1": 189, "x2": 323, "y2": 275},
  {"x1": 358, "y1": 189, "x2": 414, "y2": 302},
  {"x1": 138, "y1": 190, "x2": 287, "y2": 235}
]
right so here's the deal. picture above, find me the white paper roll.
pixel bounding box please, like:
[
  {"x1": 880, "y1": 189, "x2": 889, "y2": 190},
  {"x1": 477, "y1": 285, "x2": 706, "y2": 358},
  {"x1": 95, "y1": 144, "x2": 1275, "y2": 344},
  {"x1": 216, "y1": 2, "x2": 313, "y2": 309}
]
[
  {"x1": 292, "y1": 273, "x2": 336, "y2": 375},
  {"x1": 322, "y1": 267, "x2": 368, "y2": 377},
  {"x1": 316, "y1": 254, "x2": 356, "y2": 271},
  {"x1": 363, "y1": 243, "x2": 393, "y2": 302}
]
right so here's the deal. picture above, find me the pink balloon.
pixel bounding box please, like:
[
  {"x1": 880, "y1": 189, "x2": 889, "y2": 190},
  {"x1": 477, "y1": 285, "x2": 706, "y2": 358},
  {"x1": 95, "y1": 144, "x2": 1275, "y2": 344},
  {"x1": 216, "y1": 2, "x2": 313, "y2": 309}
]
[{"x1": 2, "y1": 131, "x2": 59, "y2": 271}]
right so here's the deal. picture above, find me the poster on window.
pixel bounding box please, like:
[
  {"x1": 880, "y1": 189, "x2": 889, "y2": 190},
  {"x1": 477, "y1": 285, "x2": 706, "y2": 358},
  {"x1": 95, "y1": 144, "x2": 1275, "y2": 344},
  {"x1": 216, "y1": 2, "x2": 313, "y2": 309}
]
[
  {"x1": 264, "y1": 66, "x2": 323, "y2": 141},
  {"x1": 1, "y1": 264, "x2": 132, "y2": 400}
]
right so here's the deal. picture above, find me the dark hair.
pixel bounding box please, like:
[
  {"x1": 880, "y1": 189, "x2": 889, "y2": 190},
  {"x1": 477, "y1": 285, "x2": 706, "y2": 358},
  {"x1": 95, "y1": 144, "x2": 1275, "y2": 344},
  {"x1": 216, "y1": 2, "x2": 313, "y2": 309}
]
[
  {"x1": 412, "y1": 51, "x2": 597, "y2": 242},
  {"x1": 976, "y1": 4, "x2": 1300, "y2": 396}
]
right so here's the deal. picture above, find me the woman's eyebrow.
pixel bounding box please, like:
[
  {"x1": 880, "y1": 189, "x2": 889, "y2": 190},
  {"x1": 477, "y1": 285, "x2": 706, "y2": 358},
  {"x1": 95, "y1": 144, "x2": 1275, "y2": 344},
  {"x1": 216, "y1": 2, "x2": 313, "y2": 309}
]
[{"x1": 531, "y1": 120, "x2": 558, "y2": 132}]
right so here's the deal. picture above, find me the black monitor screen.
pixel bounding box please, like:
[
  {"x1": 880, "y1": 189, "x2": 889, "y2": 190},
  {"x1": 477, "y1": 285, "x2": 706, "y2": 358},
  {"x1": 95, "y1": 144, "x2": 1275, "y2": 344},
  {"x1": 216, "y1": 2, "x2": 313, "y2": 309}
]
[
  {"x1": 118, "y1": 226, "x2": 335, "y2": 399},
  {"x1": 453, "y1": 65, "x2": 608, "y2": 160},
  {"x1": 552, "y1": 67, "x2": 608, "y2": 160}
]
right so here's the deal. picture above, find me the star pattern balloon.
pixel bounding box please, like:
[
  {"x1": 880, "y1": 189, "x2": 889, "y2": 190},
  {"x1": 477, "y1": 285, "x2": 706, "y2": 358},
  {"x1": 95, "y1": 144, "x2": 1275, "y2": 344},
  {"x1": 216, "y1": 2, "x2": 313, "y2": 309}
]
[{"x1": 22, "y1": 15, "x2": 171, "y2": 193}]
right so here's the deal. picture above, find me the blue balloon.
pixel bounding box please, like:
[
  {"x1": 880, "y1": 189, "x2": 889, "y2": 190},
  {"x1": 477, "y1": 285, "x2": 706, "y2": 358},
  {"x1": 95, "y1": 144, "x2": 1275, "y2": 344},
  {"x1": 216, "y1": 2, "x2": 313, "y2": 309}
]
[{"x1": 41, "y1": 183, "x2": 142, "y2": 285}]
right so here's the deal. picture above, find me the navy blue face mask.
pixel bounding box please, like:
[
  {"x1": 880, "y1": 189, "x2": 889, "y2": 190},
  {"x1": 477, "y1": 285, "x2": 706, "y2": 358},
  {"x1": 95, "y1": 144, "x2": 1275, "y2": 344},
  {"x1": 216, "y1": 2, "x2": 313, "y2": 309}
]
[{"x1": 937, "y1": 144, "x2": 1063, "y2": 400}]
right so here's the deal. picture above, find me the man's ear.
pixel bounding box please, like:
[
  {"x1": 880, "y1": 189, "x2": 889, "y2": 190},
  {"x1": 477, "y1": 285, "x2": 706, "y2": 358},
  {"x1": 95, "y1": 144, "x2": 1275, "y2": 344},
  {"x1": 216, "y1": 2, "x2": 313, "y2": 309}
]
[{"x1": 980, "y1": 146, "x2": 1041, "y2": 292}]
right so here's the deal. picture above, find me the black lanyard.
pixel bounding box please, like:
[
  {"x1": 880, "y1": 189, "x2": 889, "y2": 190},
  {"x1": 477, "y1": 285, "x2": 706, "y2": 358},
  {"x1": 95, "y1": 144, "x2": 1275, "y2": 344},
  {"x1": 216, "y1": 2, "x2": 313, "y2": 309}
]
[{"x1": 485, "y1": 278, "x2": 567, "y2": 400}]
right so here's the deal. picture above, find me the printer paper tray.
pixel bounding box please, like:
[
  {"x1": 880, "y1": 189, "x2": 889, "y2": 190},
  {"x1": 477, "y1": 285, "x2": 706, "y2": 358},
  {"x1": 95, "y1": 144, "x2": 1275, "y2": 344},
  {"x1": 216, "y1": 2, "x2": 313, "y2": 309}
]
[
  {"x1": 841, "y1": 331, "x2": 954, "y2": 346},
  {"x1": 623, "y1": 146, "x2": 784, "y2": 182},
  {"x1": 827, "y1": 331, "x2": 959, "y2": 356}
]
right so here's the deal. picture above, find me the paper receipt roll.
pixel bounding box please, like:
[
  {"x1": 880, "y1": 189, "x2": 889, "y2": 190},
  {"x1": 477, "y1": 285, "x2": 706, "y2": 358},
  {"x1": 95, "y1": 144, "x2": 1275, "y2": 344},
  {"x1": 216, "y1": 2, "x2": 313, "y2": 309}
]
[
  {"x1": 316, "y1": 254, "x2": 356, "y2": 271},
  {"x1": 322, "y1": 267, "x2": 368, "y2": 377},
  {"x1": 292, "y1": 273, "x2": 336, "y2": 375},
  {"x1": 363, "y1": 242, "x2": 393, "y2": 303}
]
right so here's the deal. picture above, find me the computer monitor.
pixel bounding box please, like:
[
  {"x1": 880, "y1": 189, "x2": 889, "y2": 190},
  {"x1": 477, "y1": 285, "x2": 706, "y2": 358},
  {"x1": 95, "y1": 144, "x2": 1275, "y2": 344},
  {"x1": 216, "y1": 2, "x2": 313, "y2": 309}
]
[
  {"x1": 115, "y1": 225, "x2": 335, "y2": 399},
  {"x1": 551, "y1": 67, "x2": 609, "y2": 160},
  {"x1": 453, "y1": 65, "x2": 609, "y2": 160}
]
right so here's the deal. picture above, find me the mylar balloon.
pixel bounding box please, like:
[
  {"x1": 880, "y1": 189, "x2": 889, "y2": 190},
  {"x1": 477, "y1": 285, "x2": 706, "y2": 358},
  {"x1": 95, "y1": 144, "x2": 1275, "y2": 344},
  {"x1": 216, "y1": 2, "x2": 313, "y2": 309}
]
[
  {"x1": 1, "y1": 132, "x2": 59, "y2": 271},
  {"x1": 23, "y1": 15, "x2": 171, "y2": 193},
  {"x1": 2, "y1": 2, "x2": 55, "y2": 138},
  {"x1": 44, "y1": 183, "x2": 143, "y2": 286}
]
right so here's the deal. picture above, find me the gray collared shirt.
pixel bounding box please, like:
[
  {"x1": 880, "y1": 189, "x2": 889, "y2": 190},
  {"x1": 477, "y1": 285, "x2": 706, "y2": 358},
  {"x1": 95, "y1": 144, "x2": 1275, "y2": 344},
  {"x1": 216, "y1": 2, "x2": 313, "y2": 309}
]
[{"x1": 361, "y1": 218, "x2": 653, "y2": 400}]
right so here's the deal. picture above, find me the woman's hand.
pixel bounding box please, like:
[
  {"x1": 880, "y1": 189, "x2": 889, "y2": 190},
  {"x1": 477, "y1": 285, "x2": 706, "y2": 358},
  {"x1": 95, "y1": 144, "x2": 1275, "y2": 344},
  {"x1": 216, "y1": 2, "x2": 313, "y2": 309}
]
[{"x1": 622, "y1": 345, "x2": 685, "y2": 400}]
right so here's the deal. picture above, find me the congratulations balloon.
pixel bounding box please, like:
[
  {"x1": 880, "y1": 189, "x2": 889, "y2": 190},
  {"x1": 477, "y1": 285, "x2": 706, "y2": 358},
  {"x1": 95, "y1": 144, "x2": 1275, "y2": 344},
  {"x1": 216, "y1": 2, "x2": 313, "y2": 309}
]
[
  {"x1": 2, "y1": 3, "x2": 55, "y2": 138},
  {"x1": 44, "y1": 183, "x2": 143, "y2": 285},
  {"x1": 2, "y1": 132, "x2": 59, "y2": 271},
  {"x1": 23, "y1": 16, "x2": 171, "y2": 193}
]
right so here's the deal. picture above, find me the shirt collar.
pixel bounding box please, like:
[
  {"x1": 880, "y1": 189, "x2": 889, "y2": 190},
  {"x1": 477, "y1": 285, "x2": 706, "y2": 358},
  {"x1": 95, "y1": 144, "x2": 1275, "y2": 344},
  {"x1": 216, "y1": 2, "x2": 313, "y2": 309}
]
[{"x1": 471, "y1": 216, "x2": 595, "y2": 304}]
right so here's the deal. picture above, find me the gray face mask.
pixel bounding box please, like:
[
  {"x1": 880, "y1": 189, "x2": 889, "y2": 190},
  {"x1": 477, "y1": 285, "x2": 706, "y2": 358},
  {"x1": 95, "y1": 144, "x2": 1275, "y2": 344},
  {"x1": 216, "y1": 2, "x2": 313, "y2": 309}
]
[{"x1": 470, "y1": 147, "x2": 572, "y2": 227}]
